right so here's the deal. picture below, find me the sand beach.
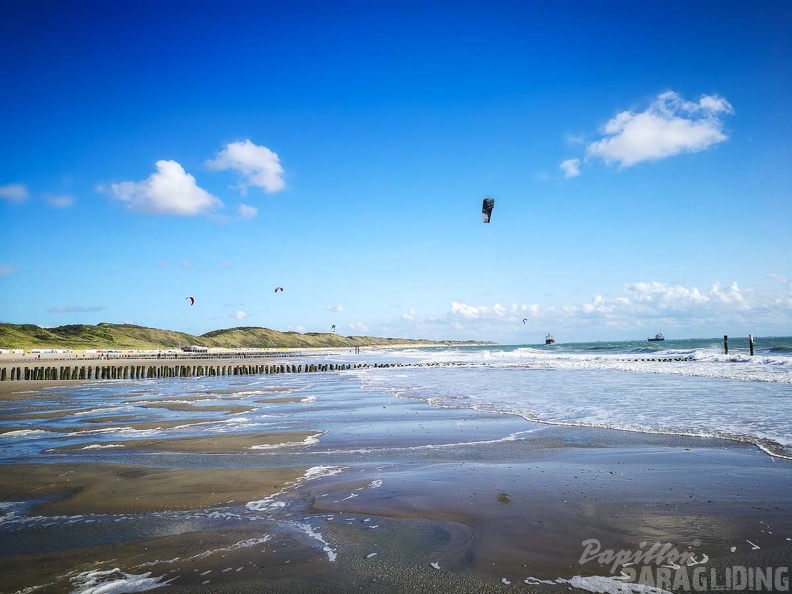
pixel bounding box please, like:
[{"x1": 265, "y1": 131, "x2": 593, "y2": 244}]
[{"x1": 1, "y1": 347, "x2": 791, "y2": 593}]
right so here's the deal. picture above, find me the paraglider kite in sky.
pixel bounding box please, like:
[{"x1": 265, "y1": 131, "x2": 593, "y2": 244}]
[
  {"x1": 481, "y1": 197, "x2": 495, "y2": 223},
  {"x1": 522, "y1": 318, "x2": 527, "y2": 323},
  {"x1": 274, "y1": 287, "x2": 284, "y2": 293},
  {"x1": 331, "y1": 324, "x2": 336, "y2": 332},
  {"x1": 186, "y1": 296, "x2": 195, "y2": 306}
]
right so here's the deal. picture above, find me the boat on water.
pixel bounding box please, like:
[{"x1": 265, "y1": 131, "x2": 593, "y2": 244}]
[
  {"x1": 648, "y1": 333, "x2": 665, "y2": 342},
  {"x1": 545, "y1": 333, "x2": 556, "y2": 345}
]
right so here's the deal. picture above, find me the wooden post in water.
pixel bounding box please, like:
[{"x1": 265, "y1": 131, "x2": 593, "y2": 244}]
[
  {"x1": 749, "y1": 334, "x2": 754, "y2": 356},
  {"x1": 723, "y1": 335, "x2": 728, "y2": 355}
]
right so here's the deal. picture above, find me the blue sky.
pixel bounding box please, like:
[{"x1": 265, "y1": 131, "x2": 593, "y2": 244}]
[{"x1": 1, "y1": 0, "x2": 790, "y2": 344}]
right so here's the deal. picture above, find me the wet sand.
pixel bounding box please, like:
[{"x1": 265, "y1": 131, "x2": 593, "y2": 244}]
[
  {"x1": 0, "y1": 462, "x2": 307, "y2": 515},
  {"x1": 47, "y1": 431, "x2": 323, "y2": 454},
  {"x1": 1, "y1": 372, "x2": 791, "y2": 593},
  {"x1": 138, "y1": 402, "x2": 256, "y2": 414}
]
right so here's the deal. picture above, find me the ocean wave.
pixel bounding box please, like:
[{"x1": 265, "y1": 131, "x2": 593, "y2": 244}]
[{"x1": 769, "y1": 345, "x2": 792, "y2": 352}]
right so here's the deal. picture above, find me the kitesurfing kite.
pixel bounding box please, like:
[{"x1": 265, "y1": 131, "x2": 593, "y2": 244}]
[
  {"x1": 482, "y1": 197, "x2": 495, "y2": 223},
  {"x1": 331, "y1": 324, "x2": 336, "y2": 332},
  {"x1": 522, "y1": 318, "x2": 527, "y2": 323},
  {"x1": 274, "y1": 287, "x2": 284, "y2": 293},
  {"x1": 186, "y1": 296, "x2": 195, "y2": 306}
]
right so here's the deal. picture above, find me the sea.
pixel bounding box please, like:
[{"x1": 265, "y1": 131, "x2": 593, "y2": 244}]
[{"x1": 346, "y1": 335, "x2": 792, "y2": 459}]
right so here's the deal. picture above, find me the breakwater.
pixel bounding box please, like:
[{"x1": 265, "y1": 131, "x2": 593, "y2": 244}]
[
  {"x1": 0, "y1": 359, "x2": 399, "y2": 382},
  {"x1": 0, "y1": 355, "x2": 695, "y2": 383}
]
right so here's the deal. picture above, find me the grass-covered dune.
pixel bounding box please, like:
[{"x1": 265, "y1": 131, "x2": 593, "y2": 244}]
[{"x1": 0, "y1": 323, "x2": 485, "y2": 351}]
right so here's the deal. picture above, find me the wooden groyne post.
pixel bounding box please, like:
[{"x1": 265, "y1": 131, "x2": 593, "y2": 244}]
[
  {"x1": 723, "y1": 335, "x2": 728, "y2": 355},
  {"x1": 749, "y1": 334, "x2": 754, "y2": 356}
]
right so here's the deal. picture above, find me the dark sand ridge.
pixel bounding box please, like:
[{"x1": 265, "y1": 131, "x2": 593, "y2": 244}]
[
  {"x1": 45, "y1": 430, "x2": 323, "y2": 455},
  {"x1": 138, "y1": 402, "x2": 255, "y2": 414},
  {"x1": 0, "y1": 379, "x2": 81, "y2": 395},
  {"x1": 0, "y1": 462, "x2": 309, "y2": 515},
  {"x1": 253, "y1": 396, "x2": 305, "y2": 404},
  {"x1": 1, "y1": 418, "x2": 235, "y2": 434},
  {"x1": 201, "y1": 386, "x2": 300, "y2": 395},
  {"x1": 0, "y1": 401, "x2": 256, "y2": 418}
]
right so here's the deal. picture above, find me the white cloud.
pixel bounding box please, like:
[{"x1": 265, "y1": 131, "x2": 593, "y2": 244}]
[
  {"x1": 239, "y1": 204, "x2": 258, "y2": 219},
  {"x1": 0, "y1": 264, "x2": 16, "y2": 276},
  {"x1": 326, "y1": 304, "x2": 344, "y2": 313},
  {"x1": 206, "y1": 140, "x2": 285, "y2": 194},
  {"x1": 709, "y1": 281, "x2": 746, "y2": 306},
  {"x1": 624, "y1": 281, "x2": 709, "y2": 305},
  {"x1": 585, "y1": 91, "x2": 734, "y2": 168},
  {"x1": 233, "y1": 310, "x2": 249, "y2": 320},
  {"x1": 450, "y1": 301, "x2": 485, "y2": 319},
  {"x1": 401, "y1": 307, "x2": 416, "y2": 321},
  {"x1": 768, "y1": 273, "x2": 791, "y2": 288},
  {"x1": 110, "y1": 160, "x2": 222, "y2": 216},
  {"x1": 44, "y1": 193, "x2": 74, "y2": 208},
  {"x1": 0, "y1": 183, "x2": 29, "y2": 203},
  {"x1": 439, "y1": 279, "x2": 789, "y2": 342},
  {"x1": 560, "y1": 158, "x2": 581, "y2": 178}
]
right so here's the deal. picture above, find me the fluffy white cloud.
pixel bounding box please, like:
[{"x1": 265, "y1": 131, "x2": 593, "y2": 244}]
[
  {"x1": 624, "y1": 281, "x2": 709, "y2": 305},
  {"x1": 111, "y1": 160, "x2": 222, "y2": 216},
  {"x1": 450, "y1": 301, "x2": 485, "y2": 319},
  {"x1": 233, "y1": 310, "x2": 249, "y2": 320},
  {"x1": 585, "y1": 91, "x2": 734, "y2": 167},
  {"x1": 560, "y1": 158, "x2": 581, "y2": 178},
  {"x1": 0, "y1": 183, "x2": 29, "y2": 203},
  {"x1": 326, "y1": 304, "x2": 344, "y2": 313},
  {"x1": 401, "y1": 307, "x2": 416, "y2": 321},
  {"x1": 207, "y1": 140, "x2": 285, "y2": 193}
]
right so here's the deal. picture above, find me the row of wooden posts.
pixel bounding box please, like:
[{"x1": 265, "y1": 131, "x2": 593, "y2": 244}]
[
  {"x1": 0, "y1": 361, "x2": 398, "y2": 382},
  {"x1": 1, "y1": 353, "x2": 709, "y2": 383}
]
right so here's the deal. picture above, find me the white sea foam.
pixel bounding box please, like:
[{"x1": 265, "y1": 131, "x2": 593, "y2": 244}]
[
  {"x1": 522, "y1": 575, "x2": 672, "y2": 593},
  {"x1": 69, "y1": 568, "x2": 171, "y2": 593},
  {"x1": 248, "y1": 432, "x2": 322, "y2": 450},
  {"x1": 296, "y1": 523, "x2": 337, "y2": 562},
  {"x1": 246, "y1": 465, "x2": 346, "y2": 511},
  {"x1": 1, "y1": 429, "x2": 50, "y2": 438},
  {"x1": 187, "y1": 535, "x2": 272, "y2": 561}
]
